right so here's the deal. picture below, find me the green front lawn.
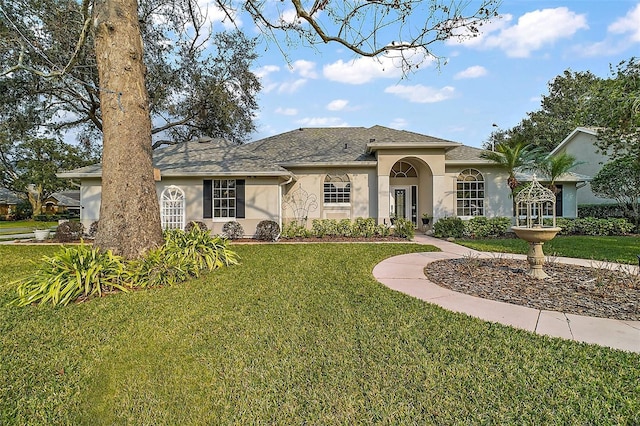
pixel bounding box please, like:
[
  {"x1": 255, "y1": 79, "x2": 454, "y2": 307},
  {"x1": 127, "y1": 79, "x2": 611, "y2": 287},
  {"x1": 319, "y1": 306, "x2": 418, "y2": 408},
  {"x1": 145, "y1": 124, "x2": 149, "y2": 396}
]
[
  {"x1": 1, "y1": 243, "x2": 639, "y2": 424},
  {"x1": 456, "y1": 235, "x2": 640, "y2": 264},
  {"x1": 0, "y1": 220, "x2": 58, "y2": 232}
]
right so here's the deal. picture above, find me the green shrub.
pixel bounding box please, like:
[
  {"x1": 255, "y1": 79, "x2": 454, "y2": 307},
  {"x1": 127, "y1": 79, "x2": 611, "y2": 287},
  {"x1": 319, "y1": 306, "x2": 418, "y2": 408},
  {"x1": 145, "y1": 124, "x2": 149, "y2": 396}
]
[
  {"x1": 11, "y1": 228, "x2": 240, "y2": 306},
  {"x1": 392, "y1": 217, "x2": 415, "y2": 239},
  {"x1": 311, "y1": 219, "x2": 339, "y2": 237},
  {"x1": 376, "y1": 223, "x2": 392, "y2": 237},
  {"x1": 184, "y1": 220, "x2": 208, "y2": 232},
  {"x1": 433, "y1": 217, "x2": 465, "y2": 238},
  {"x1": 87, "y1": 221, "x2": 99, "y2": 238},
  {"x1": 54, "y1": 221, "x2": 84, "y2": 242},
  {"x1": 281, "y1": 221, "x2": 311, "y2": 238},
  {"x1": 352, "y1": 217, "x2": 377, "y2": 237},
  {"x1": 463, "y1": 217, "x2": 511, "y2": 238},
  {"x1": 556, "y1": 217, "x2": 635, "y2": 236},
  {"x1": 222, "y1": 221, "x2": 244, "y2": 239},
  {"x1": 164, "y1": 227, "x2": 239, "y2": 272},
  {"x1": 337, "y1": 219, "x2": 352, "y2": 237},
  {"x1": 10, "y1": 245, "x2": 129, "y2": 306},
  {"x1": 255, "y1": 220, "x2": 280, "y2": 241},
  {"x1": 125, "y1": 245, "x2": 194, "y2": 288}
]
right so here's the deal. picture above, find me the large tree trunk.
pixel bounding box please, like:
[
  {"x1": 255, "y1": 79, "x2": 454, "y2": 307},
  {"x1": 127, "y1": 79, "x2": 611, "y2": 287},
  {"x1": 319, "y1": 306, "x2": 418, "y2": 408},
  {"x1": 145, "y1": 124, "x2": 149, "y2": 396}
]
[{"x1": 93, "y1": 0, "x2": 163, "y2": 258}]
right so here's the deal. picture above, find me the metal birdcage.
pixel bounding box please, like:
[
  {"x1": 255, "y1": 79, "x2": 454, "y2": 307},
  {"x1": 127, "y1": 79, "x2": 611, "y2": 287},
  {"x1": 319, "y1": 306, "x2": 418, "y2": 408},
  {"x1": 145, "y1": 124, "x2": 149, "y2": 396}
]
[{"x1": 514, "y1": 176, "x2": 556, "y2": 228}]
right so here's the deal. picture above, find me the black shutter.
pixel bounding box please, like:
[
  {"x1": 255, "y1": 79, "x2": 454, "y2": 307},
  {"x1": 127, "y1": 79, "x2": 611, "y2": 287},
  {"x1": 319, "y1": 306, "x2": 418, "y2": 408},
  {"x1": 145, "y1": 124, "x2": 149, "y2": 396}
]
[
  {"x1": 555, "y1": 185, "x2": 563, "y2": 217},
  {"x1": 203, "y1": 180, "x2": 212, "y2": 218},
  {"x1": 236, "y1": 179, "x2": 245, "y2": 218}
]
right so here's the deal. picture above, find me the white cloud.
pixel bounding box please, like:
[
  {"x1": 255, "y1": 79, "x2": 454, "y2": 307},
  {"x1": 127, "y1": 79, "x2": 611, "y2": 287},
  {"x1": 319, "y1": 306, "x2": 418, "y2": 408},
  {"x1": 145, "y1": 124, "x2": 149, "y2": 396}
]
[
  {"x1": 454, "y1": 65, "x2": 487, "y2": 79},
  {"x1": 291, "y1": 60, "x2": 318, "y2": 78},
  {"x1": 254, "y1": 65, "x2": 280, "y2": 93},
  {"x1": 323, "y1": 47, "x2": 431, "y2": 84},
  {"x1": 608, "y1": 3, "x2": 640, "y2": 42},
  {"x1": 384, "y1": 85, "x2": 456, "y2": 103},
  {"x1": 389, "y1": 118, "x2": 409, "y2": 129},
  {"x1": 275, "y1": 107, "x2": 298, "y2": 116},
  {"x1": 296, "y1": 117, "x2": 349, "y2": 127},
  {"x1": 327, "y1": 99, "x2": 349, "y2": 111},
  {"x1": 455, "y1": 8, "x2": 588, "y2": 58},
  {"x1": 277, "y1": 79, "x2": 307, "y2": 94},
  {"x1": 255, "y1": 65, "x2": 280, "y2": 78}
]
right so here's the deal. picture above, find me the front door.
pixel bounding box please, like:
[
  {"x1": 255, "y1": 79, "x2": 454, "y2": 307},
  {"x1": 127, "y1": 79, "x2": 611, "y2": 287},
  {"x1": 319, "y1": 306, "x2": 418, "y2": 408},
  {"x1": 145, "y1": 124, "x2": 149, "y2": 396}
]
[{"x1": 390, "y1": 186, "x2": 417, "y2": 225}]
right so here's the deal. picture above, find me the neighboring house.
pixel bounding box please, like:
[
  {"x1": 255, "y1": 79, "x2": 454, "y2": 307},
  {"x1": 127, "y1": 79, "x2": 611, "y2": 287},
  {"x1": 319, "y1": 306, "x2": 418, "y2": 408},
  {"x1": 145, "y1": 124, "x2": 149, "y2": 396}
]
[
  {"x1": 59, "y1": 126, "x2": 588, "y2": 235},
  {"x1": 43, "y1": 191, "x2": 81, "y2": 217},
  {"x1": 0, "y1": 188, "x2": 21, "y2": 220},
  {"x1": 549, "y1": 127, "x2": 614, "y2": 206}
]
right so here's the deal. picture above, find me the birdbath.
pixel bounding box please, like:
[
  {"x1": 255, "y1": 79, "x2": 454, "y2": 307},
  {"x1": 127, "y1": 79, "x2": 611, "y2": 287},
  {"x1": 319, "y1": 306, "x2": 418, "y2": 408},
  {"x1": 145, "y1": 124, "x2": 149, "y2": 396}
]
[{"x1": 511, "y1": 177, "x2": 561, "y2": 279}]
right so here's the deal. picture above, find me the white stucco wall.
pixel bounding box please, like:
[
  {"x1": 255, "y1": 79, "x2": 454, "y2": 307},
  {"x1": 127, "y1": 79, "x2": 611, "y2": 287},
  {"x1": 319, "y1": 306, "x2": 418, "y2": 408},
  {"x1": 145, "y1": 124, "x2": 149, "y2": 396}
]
[{"x1": 79, "y1": 176, "x2": 281, "y2": 237}]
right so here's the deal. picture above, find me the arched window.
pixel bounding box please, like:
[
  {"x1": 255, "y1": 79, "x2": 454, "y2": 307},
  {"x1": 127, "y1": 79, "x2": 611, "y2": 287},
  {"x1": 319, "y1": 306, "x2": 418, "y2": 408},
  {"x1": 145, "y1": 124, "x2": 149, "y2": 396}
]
[
  {"x1": 390, "y1": 161, "x2": 417, "y2": 177},
  {"x1": 323, "y1": 174, "x2": 351, "y2": 204},
  {"x1": 161, "y1": 185, "x2": 185, "y2": 230},
  {"x1": 456, "y1": 169, "x2": 485, "y2": 216}
]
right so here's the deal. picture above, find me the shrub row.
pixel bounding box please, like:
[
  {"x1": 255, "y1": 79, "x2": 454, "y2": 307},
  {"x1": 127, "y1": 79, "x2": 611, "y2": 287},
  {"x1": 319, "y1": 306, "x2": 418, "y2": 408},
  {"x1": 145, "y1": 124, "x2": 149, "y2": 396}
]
[
  {"x1": 577, "y1": 203, "x2": 632, "y2": 220},
  {"x1": 555, "y1": 217, "x2": 634, "y2": 236},
  {"x1": 433, "y1": 216, "x2": 635, "y2": 239},
  {"x1": 433, "y1": 216, "x2": 511, "y2": 239},
  {"x1": 10, "y1": 226, "x2": 239, "y2": 307},
  {"x1": 281, "y1": 218, "x2": 404, "y2": 239}
]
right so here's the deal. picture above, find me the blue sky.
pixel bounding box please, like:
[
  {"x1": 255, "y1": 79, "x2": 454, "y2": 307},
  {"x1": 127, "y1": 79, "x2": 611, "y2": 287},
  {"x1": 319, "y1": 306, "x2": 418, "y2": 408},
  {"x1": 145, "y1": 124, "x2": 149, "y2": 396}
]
[{"x1": 224, "y1": 1, "x2": 640, "y2": 148}]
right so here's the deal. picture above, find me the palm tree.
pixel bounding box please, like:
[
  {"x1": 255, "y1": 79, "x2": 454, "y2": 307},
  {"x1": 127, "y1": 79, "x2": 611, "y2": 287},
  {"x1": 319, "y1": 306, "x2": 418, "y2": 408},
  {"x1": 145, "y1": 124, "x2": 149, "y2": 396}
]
[
  {"x1": 536, "y1": 152, "x2": 582, "y2": 194},
  {"x1": 481, "y1": 141, "x2": 541, "y2": 197}
]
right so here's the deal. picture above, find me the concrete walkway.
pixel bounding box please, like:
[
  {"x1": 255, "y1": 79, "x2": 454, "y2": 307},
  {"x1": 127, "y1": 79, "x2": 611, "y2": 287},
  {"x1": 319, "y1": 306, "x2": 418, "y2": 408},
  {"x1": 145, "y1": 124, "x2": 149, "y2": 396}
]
[{"x1": 373, "y1": 234, "x2": 640, "y2": 354}]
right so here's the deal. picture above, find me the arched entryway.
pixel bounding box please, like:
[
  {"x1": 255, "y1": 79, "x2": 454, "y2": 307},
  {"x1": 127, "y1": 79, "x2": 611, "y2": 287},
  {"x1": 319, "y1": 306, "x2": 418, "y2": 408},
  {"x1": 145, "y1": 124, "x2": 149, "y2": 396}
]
[{"x1": 388, "y1": 159, "x2": 433, "y2": 226}]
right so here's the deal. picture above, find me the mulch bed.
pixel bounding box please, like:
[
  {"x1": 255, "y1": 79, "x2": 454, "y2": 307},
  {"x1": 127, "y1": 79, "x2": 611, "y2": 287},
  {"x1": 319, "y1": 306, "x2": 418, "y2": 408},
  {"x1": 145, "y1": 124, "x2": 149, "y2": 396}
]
[{"x1": 425, "y1": 257, "x2": 640, "y2": 321}]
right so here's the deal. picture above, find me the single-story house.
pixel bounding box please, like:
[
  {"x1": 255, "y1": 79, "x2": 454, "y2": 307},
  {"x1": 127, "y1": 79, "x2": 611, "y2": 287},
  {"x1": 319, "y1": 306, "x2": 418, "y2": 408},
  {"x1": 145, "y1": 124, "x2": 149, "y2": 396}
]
[
  {"x1": 43, "y1": 191, "x2": 81, "y2": 216},
  {"x1": 0, "y1": 188, "x2": 21, "y2": 220},
  {"x1": 59, "y1": 126, "x2": 589, "y2": 236}
]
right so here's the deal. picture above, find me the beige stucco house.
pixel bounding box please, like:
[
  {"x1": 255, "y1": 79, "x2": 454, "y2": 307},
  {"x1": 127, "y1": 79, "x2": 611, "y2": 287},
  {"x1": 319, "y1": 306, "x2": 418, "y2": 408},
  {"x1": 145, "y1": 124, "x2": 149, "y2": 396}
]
[{"x1": 59, "y1": 126, "x2": 588, "y2": 236}]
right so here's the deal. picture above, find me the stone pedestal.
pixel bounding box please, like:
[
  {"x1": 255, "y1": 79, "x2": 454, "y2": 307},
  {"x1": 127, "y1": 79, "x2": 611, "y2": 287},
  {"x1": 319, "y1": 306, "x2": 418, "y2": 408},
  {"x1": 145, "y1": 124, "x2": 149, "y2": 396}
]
[{"x1": 512, "y1": 226, "x2": 561, "y2": 280}]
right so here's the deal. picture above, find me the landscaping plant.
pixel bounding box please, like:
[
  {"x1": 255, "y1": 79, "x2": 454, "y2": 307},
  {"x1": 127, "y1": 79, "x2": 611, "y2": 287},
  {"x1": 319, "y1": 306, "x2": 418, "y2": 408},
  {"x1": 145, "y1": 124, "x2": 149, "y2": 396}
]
[
  {"x1": 10, "y1": 227, "x2": 239, "y2": 306},
  {"x1": 10, "y1": 245, "x2": 128, "y2": 306}
]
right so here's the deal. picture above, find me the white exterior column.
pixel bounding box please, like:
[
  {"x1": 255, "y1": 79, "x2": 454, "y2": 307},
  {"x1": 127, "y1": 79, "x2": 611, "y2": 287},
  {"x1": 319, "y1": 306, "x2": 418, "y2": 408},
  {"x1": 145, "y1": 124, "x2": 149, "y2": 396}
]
[
  {"x1": 377, "y1": 174, "x2": 390, "y2": 224},
  {"x1": 431, "y1": 173, "x2": 454, "y2": 220}
]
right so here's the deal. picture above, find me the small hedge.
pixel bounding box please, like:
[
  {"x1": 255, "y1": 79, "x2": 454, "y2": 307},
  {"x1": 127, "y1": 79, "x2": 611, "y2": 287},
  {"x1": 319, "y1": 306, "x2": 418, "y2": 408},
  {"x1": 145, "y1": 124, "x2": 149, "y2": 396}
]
[
  {"x1": 434, "y1": 216, "x2": 511, "y2": 239},
  {"x1": 281, "y1": 218, "x2": 396, "y2": 239},
  {"x1": 555, "y1": 217, "x2": 634, "y2": 236},
  {"x1": 222, "y1": 221, "x2": 244, "y2": 239},
  {"x1": 255, "y1": 220, "x2": 280, "y2": 241}
]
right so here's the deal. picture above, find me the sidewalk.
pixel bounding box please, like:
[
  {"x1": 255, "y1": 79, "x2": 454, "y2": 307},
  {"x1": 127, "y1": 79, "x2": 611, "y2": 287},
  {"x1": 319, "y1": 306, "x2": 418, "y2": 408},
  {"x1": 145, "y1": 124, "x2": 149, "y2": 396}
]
[{"x1": 372, "y1": 234, "x2": 640, "y2": 354}]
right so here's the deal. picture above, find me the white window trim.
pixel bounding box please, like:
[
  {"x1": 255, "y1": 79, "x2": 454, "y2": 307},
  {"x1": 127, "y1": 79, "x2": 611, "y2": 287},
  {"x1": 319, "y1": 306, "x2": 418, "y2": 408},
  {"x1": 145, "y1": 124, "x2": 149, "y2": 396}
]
[{"x1": 161, "y1": 185, "x2": 186, "y2": 230}]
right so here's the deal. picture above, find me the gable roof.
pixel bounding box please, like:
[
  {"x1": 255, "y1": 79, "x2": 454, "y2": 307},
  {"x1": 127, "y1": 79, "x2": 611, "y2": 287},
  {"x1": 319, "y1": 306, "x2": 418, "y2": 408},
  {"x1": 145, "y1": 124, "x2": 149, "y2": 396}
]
[
  {"x1": 549, "y1": 127, "x2": 599, "y2": 156},
  {"x1": 58, "y1": 126, "x2": 489, "y2": 178}
]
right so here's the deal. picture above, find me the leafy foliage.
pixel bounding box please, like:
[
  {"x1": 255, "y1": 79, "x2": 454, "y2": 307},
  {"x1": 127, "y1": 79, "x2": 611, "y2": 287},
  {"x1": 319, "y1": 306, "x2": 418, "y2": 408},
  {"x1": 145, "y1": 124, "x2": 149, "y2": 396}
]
[
  {"x1": 184, "y1": 221, "x2": 208, "y2": 233},
  {"x1": 281, "y1": 221, "x2": 311, "y2": 238},
  {"x1": 0, "y1": 0, "x2": 261, "y2": 146},
  {"x1": 10, "y1": 245, "x2": 129, "y2": 306},
  {"x1": 481, "y1": 141, "x2": 541, "y2": 193},
  {"x1": 352, "y1": 217, "x2": 378, "y2": 237},
  {"x1": 87, "y1": 221, "x2": 99, "y2": 238},
  {"x1": 255, "y1": 220, "x2": 280, "y2": 241},
  {"x1": 591, "y1": 156, "x2": 640, "y2": 226},
  {"x1": 392, "y1": 218, "x2": 415, "y2": 239},
  {"x1": 222, "y1": 221, "x2": 244, "y2": 239},
  {"x1": 433, "y1": 217, "x2": 466, "y2": 238},
  {"x1": 555, "y1": 217, "x2": 635, "y2": 236},
  {"x1": 10, "y1": 227, "x2": 239, "y2": 306},
  {"x1": 463, "y1": 217, "x2": 512, "y2": 238},
  {"x1": 54, "y1": 221, "x2": 84, "y2": 243}
]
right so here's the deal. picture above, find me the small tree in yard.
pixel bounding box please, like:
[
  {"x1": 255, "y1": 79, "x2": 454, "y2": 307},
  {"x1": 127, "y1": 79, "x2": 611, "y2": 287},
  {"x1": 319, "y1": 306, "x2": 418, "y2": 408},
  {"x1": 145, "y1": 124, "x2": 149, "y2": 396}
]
[{"x1": 591, "y1": 156, "x2": 640, "y2": 228}]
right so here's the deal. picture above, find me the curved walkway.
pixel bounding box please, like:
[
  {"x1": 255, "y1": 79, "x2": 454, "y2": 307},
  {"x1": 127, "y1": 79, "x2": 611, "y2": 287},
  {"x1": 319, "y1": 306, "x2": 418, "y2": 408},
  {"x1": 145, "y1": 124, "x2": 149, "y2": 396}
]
[{"x1": 373, "y1": 235, "x2": 640, "y2": 354}]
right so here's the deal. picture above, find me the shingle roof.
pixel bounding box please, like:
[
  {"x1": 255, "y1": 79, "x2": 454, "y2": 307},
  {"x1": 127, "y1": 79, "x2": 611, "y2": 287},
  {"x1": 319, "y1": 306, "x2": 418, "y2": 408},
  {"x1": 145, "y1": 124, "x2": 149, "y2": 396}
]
[
  {"x1": 58, "y1": 126, "x2": 488, "y2": 178},
  {"x1": 0, "y1": 188, "x2": 21, "y2": 204}
]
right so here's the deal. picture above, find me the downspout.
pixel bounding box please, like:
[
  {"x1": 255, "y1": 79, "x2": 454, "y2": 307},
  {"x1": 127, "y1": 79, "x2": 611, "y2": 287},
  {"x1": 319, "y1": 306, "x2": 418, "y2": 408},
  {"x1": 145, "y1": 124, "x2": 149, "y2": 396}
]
[{"x1": 278, "y1": 175, "x2": 294, "y2": 230}]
